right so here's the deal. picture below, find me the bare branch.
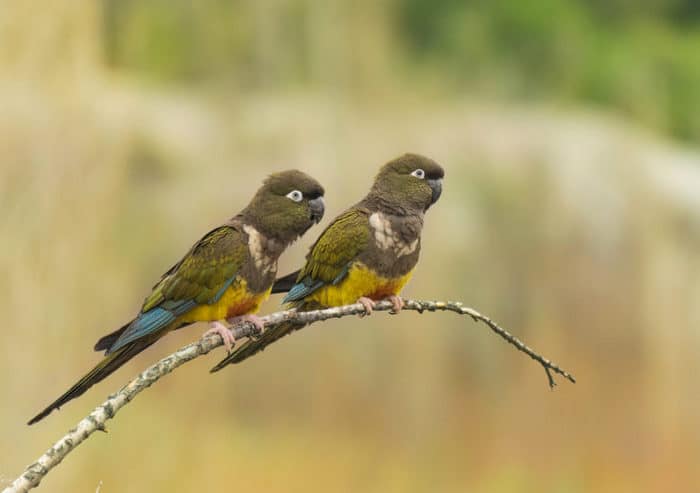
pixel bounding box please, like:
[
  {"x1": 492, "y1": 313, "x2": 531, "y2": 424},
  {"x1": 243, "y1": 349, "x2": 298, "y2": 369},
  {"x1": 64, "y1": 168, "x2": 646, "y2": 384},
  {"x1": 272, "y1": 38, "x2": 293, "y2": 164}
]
[{"x1": 3, "y1": 298, "x2": 574, "y2": 493}]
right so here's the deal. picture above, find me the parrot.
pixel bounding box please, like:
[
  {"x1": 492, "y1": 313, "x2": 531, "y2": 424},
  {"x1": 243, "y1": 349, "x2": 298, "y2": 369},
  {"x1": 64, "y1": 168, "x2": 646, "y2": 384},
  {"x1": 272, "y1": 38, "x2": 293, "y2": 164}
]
[
  {"x1": 28, "y1": 170, "x2": 325, "y2": 425},
  {"x1": 210, "y1": 153, "x2": 444, "y2": 372}
]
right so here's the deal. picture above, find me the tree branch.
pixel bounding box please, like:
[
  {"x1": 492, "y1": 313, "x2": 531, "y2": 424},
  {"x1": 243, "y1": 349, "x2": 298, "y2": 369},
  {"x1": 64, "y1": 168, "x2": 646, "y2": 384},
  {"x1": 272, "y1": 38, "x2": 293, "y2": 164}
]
[{"x1": 3, "y1": 298, "x2": 575, "y2": 493}]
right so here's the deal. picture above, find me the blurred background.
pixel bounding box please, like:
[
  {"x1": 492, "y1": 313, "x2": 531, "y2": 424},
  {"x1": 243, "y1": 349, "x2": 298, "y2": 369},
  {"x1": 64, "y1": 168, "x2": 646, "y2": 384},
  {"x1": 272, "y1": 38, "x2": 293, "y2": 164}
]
[{"x1": 2, "y1": 1, "x2": 700, "y2": 491}]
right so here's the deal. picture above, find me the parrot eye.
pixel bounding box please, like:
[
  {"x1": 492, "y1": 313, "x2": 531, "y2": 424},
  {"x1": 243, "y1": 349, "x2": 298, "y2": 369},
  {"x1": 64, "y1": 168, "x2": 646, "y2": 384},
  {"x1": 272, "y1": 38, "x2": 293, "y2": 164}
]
[
  {"x1": 411, "y1": 169, "x2": 425, "y2": 179},
  {"x1": 286, "y1": 190, "x2": 304, "y2": 202}
]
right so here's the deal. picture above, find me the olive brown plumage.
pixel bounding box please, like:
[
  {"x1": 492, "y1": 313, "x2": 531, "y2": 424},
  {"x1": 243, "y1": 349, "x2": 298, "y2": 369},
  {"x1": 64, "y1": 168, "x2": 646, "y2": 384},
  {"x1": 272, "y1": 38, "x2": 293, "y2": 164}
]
[
  {"x1": 211, "y1": 153, "x2": 444, "y2": 371},
  {"x1": 29, "y1": 170, "x2": 325, "y2": 425}
]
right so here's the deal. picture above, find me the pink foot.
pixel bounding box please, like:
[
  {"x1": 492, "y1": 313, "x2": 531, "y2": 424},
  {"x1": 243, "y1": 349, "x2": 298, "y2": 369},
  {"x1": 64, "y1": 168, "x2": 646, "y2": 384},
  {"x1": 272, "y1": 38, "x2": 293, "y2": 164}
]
[
  {"x1": 386, "y1": 295, "x2": 404, "y2": 314},
  {"x1": 227, "y1": 314, "x2": 265, "y2": 338},
  {"x1": 357, "y1": 297, "x2": 376, "y2": 317},
  {"x1": 204, "y1": 321, "x2": 236, "y2": 353}
]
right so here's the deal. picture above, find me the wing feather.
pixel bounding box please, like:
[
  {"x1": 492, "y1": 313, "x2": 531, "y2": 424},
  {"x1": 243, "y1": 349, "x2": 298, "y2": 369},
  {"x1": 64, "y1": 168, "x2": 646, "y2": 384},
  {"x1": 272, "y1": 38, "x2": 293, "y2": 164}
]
[
  {"x1": 108, "y1": 226, "x2": 248, "y2": 352},
  {"x1": 283, "y1": 209, "x2": 369, "y2": 303}
]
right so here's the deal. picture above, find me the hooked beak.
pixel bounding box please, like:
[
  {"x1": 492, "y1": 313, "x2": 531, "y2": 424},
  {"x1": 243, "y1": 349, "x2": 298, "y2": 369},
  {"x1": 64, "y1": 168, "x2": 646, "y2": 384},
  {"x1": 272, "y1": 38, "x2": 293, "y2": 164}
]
[
  {"x1": 427, "y1": 178, "x2": 442, "y2": 207},
  {"x1": 309, "y1": 196, "x2": 325, "y2": 224}
]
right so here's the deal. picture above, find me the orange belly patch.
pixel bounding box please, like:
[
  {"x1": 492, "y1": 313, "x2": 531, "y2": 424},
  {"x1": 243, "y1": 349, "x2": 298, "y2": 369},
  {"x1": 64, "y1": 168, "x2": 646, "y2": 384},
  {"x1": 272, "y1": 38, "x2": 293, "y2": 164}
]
[
  {"x1": 177, "y1": 279, "x2": 272, "y2": 324},
  {"x1": 226, "y1": 297, "x2": 262, "y2": 318},
  {"x1": 367, "y1": 282, "x2": 404, "y2": 301},
  {"x1": 305, "y1": 262, "x2": 414, "y2": 307}
]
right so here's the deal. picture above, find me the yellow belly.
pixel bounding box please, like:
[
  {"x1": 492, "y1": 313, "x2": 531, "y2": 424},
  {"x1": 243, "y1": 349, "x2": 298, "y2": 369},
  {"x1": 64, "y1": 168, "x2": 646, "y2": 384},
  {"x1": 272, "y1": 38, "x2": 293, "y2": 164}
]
[
  {"x1": 177, "y1": 279, "x2": 272, "y2": 324},
  {"x1": 305, "y1": 262, "x2": 414, "y2": 307}
]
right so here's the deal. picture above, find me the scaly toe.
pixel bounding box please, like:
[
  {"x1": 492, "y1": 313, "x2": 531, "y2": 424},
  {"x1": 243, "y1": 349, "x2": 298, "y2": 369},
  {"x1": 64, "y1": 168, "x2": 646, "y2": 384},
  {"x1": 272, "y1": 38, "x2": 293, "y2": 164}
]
[
  {"x1": 249, "y1": 315, "x2": 265, "y2": 333},
  {"x1": 388, "y1": 295, "x2": 404, "y2": 314},
  {"x1": 228, "y1": 314, "x2": 265, "y2": 337},
  {"x1": 357, "y1": 297, "x2": 376, "y2": 317},
  {"x1": 204, "y1": 322, "x2": 235, "y2": 353}
]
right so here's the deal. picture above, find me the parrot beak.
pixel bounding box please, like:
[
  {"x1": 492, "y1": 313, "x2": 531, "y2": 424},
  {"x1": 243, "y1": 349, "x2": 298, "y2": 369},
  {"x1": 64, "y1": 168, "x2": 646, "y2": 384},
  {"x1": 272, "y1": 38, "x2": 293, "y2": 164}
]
[
  {"x1": 427, "y1": 178, "x2": 442, "y2": 207},
  {"x1": 309, "y1": 196, "x2": 325, "y2": 223}
]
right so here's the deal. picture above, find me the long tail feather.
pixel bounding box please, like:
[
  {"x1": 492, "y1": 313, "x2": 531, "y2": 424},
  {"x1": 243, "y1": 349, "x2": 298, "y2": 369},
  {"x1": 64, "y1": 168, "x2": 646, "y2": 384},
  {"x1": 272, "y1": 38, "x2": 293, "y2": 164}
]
[
  {"x1": 93, "y1": 322, "x2": 130, "y2": 353},
  {"x1": 28, "y1": 338, "x2": 155, "y2": 425},
  {"x1": 271, "y1": 271, "x2": 300, "y2": 294},
  {"x1": 210, "y1": 320, "x2": 305, "y2": 372}
]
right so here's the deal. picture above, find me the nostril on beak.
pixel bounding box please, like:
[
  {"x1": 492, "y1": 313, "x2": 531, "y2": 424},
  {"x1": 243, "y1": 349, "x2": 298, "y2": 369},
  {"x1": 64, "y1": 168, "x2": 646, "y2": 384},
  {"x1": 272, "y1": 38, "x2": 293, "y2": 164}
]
[
  {"x1": 309, "y1": 197, "x2": 325, "y2": 223},
  {"x1": 428, "y1": 179, "x2": 442, "y2": 205}
]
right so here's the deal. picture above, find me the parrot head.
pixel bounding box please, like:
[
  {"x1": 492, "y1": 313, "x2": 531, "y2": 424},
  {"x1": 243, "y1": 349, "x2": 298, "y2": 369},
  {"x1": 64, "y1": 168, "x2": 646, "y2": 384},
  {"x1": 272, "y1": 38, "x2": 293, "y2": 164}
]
[
  {"x1": 370, "y1": 153, "x2": 444, "y2": 212},
  {"x1": 244, "y1": 170, "x2": 325, "y2": 242}
]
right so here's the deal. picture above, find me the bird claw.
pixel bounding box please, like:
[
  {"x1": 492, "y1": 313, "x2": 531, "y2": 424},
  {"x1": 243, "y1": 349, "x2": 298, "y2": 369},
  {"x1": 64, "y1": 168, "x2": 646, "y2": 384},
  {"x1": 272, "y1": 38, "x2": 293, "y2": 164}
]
[
  {"x1": 387, "y1": 295, "x2": 404, "y2": 314},
  {"x1": 357, "y1": 297, "x2": 376, "y2": 317},
  {"x1": 227, "y1": 314, "x2": 265, "y2": 338},
  {"x1": 204, "y1": 321, "x2": 236, "y2": 353}
]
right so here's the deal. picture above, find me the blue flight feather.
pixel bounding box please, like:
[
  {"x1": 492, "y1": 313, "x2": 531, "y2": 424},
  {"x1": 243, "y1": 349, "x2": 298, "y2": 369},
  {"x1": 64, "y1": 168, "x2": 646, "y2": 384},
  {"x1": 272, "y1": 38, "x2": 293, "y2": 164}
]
[
  {"x1": 282, "y1": 264, "x2": 351, "y2": 303},
  {"x1": 107, "y1": 299, "x2": 198, "y2": 353},
  {"x1": 210, "y1": 276, "x2": 235, "y2": 304},
  {"x1": 331, "y1": 265, "x2": 350, "y2": 286},
  {"x1": 283, "y1": 279, "x2": 324, "y2": 303}
]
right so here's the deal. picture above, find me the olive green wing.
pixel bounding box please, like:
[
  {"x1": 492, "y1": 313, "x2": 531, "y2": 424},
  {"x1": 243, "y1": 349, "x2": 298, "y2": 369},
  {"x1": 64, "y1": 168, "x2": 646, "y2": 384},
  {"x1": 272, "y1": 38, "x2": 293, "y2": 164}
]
[
  {"x1": 142, "y1": 226, "x2": 248, "y2": 310},
  {"x1": 283, "y1": 208, "x2": 370, "y2": 303},
  {"x1": 210, "y1": 208, "x2": 371, "y2": 370},
  {"x1": 107, "y1": 226, "x2": 248, "y2": 353}
]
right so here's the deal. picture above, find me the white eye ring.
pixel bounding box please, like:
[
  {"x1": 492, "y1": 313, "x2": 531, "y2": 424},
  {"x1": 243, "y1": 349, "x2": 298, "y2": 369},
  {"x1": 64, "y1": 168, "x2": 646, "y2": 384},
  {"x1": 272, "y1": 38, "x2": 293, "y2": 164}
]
[
  {"x1": 286, "y1": 190, "x2": 303, "y2": 202},
  {"x1": 411, "y1": 168, "x2": 425, "y2": 179}
]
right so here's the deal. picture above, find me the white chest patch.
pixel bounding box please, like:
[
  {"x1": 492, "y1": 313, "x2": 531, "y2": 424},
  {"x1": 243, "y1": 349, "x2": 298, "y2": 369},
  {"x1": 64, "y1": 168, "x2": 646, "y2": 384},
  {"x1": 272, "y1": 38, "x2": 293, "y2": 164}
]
[
  {"x1": 368, "y1": 212, "x2": 419, "y2": 257},
  {"x1": 243, "y1": 224, "x2": 276, "y2": 273}
]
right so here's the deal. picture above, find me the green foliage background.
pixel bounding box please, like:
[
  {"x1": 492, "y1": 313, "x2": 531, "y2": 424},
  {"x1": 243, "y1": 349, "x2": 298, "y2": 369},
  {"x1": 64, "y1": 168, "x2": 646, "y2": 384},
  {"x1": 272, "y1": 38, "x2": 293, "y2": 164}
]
[{"x1": 104, "y1": 0, "x2": 700, "y2": 141}]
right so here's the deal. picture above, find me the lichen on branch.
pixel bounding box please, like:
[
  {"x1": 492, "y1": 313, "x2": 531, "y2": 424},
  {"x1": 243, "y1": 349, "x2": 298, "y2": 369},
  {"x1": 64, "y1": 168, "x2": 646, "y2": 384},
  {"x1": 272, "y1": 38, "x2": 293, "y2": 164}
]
[{"x1": 3, "y1": 298, "x2": 574, "y2": 493}]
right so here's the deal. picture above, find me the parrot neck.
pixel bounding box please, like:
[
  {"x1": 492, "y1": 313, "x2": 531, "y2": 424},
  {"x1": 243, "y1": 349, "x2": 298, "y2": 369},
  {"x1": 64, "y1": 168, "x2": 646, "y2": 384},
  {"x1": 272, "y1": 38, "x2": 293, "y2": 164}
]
[
  {"x1": 236, "y1": 202, "x2": 310, "y2": 246},
  {"x1": 241, "y1": 223, "x2": 285, "y2": 274},
  {"x1": 361, "y1": 191, "x2": 426, "y2": 217},
  {"x1": 229, "y1": 215, "x2": 289, "y2": 260}
]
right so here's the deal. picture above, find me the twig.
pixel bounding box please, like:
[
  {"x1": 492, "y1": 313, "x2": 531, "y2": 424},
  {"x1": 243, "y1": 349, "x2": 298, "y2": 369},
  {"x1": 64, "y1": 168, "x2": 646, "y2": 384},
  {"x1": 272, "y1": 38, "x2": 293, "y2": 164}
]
[{"x1": 3, "y1": 298, "x2": 574, "y2": 493}]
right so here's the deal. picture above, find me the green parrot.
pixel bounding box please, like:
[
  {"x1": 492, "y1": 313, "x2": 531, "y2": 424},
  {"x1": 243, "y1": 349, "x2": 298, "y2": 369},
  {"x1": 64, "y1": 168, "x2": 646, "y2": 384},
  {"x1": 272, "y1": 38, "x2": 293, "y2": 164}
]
[
  {"x1": 28, "y1": 170, "x2": 325, "y2": 425},
  {"x1": 210, "y1": 153, "x2": 444, "y2": 371}
]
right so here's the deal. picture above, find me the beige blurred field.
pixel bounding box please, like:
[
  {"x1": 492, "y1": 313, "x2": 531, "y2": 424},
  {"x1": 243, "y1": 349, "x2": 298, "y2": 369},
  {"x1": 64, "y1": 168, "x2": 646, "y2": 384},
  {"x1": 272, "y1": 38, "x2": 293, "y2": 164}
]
[{"x1": 2, "y1": 2, "x2": 700, "y2": 492}]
